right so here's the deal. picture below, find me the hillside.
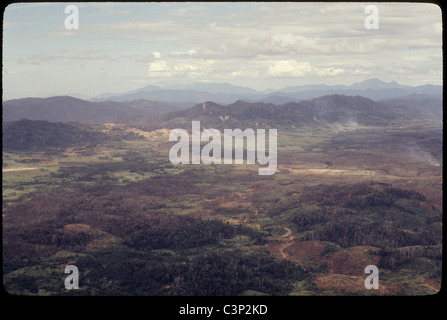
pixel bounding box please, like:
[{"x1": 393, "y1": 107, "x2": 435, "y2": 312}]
[
  {"x1": 2, "y1": 96, "x2": 179, "y2": 123},
  {"x1": 137, "y1": 95, "x2": 442, "y2": 131},
  {"x1": 2, "y1": 119, "x2": 110, "y2": 150}
]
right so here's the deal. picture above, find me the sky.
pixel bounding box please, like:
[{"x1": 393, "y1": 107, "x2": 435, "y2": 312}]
[{"x1": 2, "y1": 2, "x2": 443, "y2": 100}]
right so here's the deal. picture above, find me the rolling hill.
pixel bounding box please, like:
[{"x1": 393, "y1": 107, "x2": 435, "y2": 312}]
[
  {"x1": 136, "y1": 94, "x2": 442, "y2": 132},
  {"x1": 2, "y1": 119, "x2": 110, "y2": 150},
  {"x1": 2, "y1": 96, "x2": 179, "y2": 123}
]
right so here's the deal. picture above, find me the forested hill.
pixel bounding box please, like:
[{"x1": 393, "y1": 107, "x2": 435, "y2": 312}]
[
  {"x1": 137, "y1": 94, "x2": 443, "y2": 131},
  {"x1": 2, "y1": 119, "x2": 109, "y2": 150},
  {"x1": 2, "y1": 96, "x2": 179, "y2": 123}
]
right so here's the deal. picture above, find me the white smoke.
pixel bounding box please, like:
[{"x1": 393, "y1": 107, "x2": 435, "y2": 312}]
[
  {"x1": 346, "y1": 118, "x2": 359, "y2": 130},
  {"x1": 409, "y1": 147, "x2": 440, "y2": 167},
  {"x1": 329, "y1": 117, "x2": 359, "y2": 132}
]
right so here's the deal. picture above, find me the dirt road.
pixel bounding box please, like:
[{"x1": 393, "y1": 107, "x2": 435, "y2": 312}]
[{"x1": 3, "y1": 167, "x2": 38, "y2": 173}]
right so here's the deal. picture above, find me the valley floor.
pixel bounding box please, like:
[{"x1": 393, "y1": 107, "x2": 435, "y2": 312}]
[{"x1": 2, "y1": 122, "x2": 442, "y2": 296}]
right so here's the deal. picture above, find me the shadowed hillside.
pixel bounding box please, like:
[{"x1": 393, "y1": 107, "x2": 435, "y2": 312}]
[
  {"x1": 2, "y1": 96, "x2": 179, "y2": 123},
  {"x1": 2, "y1": 119, "x2": 110, "y2": 150},
  {"x1": 137, "y1": 95, "x2": 442, "y2": 131}
]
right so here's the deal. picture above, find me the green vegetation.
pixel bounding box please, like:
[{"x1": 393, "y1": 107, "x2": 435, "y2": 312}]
[
  {"x1": 2, "y1": 114, "x2": 442, "y2": 296},
  {"x1": 3, "y1": 119, "x2": 110, "y2": 150}
]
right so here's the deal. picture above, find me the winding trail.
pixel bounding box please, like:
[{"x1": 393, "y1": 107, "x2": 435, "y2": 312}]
[
  {"x1": 237, "y1": 209, "x2": 297, "y2": 260},
  {"x1": 282, "y1": 226, "x2": 292, "y2": 238},
  {"x1": 278, "y1": 227, "x2": 294, "y2": 259},
  {"x1": 3, "y1": 167, "x2": 38, "y2": 173},
  {"x1": 241, "y1": 209, "x2": 259, "y2": 224}
]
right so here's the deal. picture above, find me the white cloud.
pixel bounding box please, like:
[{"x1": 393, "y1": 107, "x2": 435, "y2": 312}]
[
  {"x1": 266, "y1": 61, "x2": 345, "y2": 78},
  {"x1": 316, "y1": 67, "x2": 345, "y2": 76},
  {"x1": 147, "y1": 59, "x2": 212, "y2": 78},
  {"x1": 3, "y1": 2, "x2": 442, "y2": 98},
  {"x1": 16, "y1": 50, "x2": 112, "y2": 65},
  {"x1": 267, "y1": 61, "x2": 312, "y2": 77},
  {"x1": 134, "y1": 52, "x2": 162, "y2": 63},
  {"x1": 148, "y1": 60, "x2": 168, "y2": 72}
]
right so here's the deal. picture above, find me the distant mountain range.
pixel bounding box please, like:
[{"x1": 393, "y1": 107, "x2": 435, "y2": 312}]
[
  {"x1": 2, "y1": 78, "x2": 442, "y2": 124},
  {"x1": 91, "y1": 78, "x2": 442, "y2": 105}
]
